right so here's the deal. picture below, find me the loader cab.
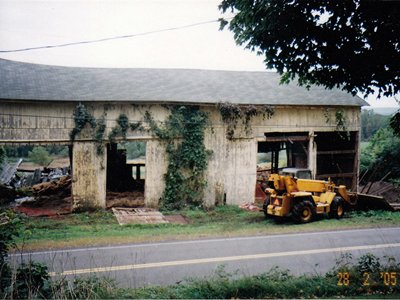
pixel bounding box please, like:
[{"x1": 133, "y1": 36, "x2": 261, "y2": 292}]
[{"x1": 280, "y1": 168, "x2": 312, "y2": 180}]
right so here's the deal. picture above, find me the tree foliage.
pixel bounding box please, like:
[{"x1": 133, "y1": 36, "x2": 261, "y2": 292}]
[
  {"x1": 360, "y1": 127, "x2": 400, "y2": 183},
  {"x1": 219, "y1": 0, "x2": 400, "y2": 98},
  {"x1": 28, "y1": 146, "x2": 52, "y2": 166},
  {"x1": 390, "y1": 107, "x2": 400, "y2": 136},
  {"x1": 360, "y1": 109, "x2": 390, "y2": 141}
]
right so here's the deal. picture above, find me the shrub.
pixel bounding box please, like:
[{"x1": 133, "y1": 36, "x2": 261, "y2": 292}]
[
  {"x1": 28, "y1": 146, "x2": 52, "y2": 166},
  {"x1": 0, "y1": 210, "x2": 51, "y2": 299}
]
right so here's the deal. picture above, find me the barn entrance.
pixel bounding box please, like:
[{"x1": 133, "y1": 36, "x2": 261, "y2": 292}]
[
  {"x1": 256, "y1": 132, "x2": 310, "y2": 201},
  {"x1": 314, "y1": 131, "x2": 358, "y2": 190},
  {"x1": 257, "y1": 132, "x2": 309, "y2": 174},
  {"x1": 106, "y1": 141, "x2": 146, "y2": 207},
  {"x1": 256, "y1": 131, "x2": 359, "y2": 193}
]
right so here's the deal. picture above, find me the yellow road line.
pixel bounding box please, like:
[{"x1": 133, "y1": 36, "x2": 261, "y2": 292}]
[{"x1": 49, "y1": 242, "x2": 400, "y2": 276}]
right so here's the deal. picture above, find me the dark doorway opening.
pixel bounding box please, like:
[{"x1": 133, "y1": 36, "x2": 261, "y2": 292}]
[
  {"x1": 315, "y1": 131, "x2": 358, "y2": 189},
  {"x1": 106, "y1": 141, "x2": 146, "y2": 207}
]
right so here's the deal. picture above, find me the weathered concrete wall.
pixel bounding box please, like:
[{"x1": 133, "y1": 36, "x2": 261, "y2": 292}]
[
  {"x1": 144, "y1": 139, "x2": 167, "y2": 208},
  {"x1": 72, "y1": 142, "x2": 107, "y2": 210},
  {"x1": 203, "y1": 124, "x2": 256, "y2": 207},
  {"x1": 0, "y1": 101, "x2": 362, "y2": 208}
]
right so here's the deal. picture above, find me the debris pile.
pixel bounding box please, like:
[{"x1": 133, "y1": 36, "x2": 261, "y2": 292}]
[
  {"x1": 106, "y1": 191, "x2": 145, "y2": 208},
  {"x1": 359, "y1": 181, "x2": 400, "y2": 211},
  {"x1": 0, "y1": 159, "x2": 23, "y2": 186},
  {"x1": 239, "y1": 202, "x2": 262, "y2": 212},
  {"x1": 0, "y1": 184, "x2": 17, "y2": 205},
  {"x1": 15, "y1": 175, "x2": 72, "y2": 216},
  {"x1": 0, "y1": 157, "x2": 72, "y2": 215}
]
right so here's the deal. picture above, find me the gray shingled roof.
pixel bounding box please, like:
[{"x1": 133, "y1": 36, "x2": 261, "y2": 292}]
[{"x1": 0, "y1": 59, "x2": 367, "y2": 106}]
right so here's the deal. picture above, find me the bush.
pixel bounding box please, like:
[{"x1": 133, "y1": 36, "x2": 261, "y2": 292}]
[
  {"x1": 0, "y1": 210, "x2": 51, "y2": 299},
  {"x1": 360, "y1": 127, "x2": 400, "y2": 183},
  {"x1": 10, "y1": 261, "x2": 51, "y2": 299},
  {"x1": 28, "y1": 146, "x2": 52, "y2": 166}
]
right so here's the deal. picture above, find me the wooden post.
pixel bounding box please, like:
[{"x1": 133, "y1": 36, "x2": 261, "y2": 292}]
[{"x1": 308, "y1": 131, "x2": 317, "y2": 179}]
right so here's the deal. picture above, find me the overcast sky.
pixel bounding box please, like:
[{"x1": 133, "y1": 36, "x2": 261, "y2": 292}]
[{"x1": 0, "y1": 0, "x2": 398, "y2": 107}]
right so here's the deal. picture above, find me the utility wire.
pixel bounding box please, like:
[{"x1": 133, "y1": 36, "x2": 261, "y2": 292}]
[{"x1": 0, "y1": 18, "x2": 228, "y2": 53}]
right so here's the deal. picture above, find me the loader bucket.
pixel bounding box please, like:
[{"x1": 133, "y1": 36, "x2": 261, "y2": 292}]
[{"x1": 356, "y1": 193, "x2": 394, "y2": 211}]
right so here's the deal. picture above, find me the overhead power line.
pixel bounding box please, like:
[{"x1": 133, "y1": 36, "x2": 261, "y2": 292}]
[{"x1": 0, "y1": 18, "x2": 228, "y2": 53}]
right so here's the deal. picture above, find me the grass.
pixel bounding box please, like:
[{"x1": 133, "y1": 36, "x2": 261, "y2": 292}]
[{"x1": 15, "y1": 206, "x2": 400, "y2": 252}]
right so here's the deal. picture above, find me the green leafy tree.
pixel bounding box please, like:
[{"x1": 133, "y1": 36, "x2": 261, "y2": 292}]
[
  {"x1": 28, "y1": 146, "x2": 52, "y2": 166},
  {"x1": 360, "y1": 127, "x2": 400, "y2": 182},
  {"x1": 219, "y1": 0, "x2": 400, "y2": 131},
  {"x1": 4, "y1": 145, "x2": 33, "y2": 158},
  {"x1": 360, "y1": 110, "x2": 390, "y2": 141}
]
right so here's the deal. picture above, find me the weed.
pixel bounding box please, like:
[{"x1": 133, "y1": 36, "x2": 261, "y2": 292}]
[
  {"x1": 126, "y1": 255, "x2": 400, "y2": 298},
  {"x1": 357, "y1": 253, "x2": 381, "y2": 274},
  {"x1": 1, "y1": 210, "x2": 52, "y2": 299},
  {"x1": 64, "y1": 276, "x2": 118, "y2": 299}
]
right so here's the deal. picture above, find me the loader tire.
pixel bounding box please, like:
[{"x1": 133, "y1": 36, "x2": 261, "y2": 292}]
[
  {"x1": 292, "y1": 200, "x2": 315, "y2": 223},
  {"x1": 329, "y1": 196, "x2": 345, "y2": 219},
  {"x1": 263, "y1": 194, "x2": 271, "y2": 218}
]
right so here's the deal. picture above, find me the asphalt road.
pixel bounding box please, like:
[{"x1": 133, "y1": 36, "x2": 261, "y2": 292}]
[{"x1": 11, "y1": 227, "x2": 400, "y2": 288}]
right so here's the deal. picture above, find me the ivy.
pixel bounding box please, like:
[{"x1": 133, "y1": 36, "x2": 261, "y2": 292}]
[
  {"x1": 93, "y1": 117, "x2": 106, "y2": 155},
  {"x1": 69, "y1": 103, "x2": 96, "y2": 142},
  {"x1": 108, "y1": 114, "x2": 143, "y2": 144},
  {"x1": 217, "y1": 102, "x2": 274, "y2": 139},
  {"x1": 324, "y1": 108, "x2": 350, "y2": 140},
  {"x1": 70, "y1": 105, "x2": 143, "y2": 155},
  {"x1": 144, "y1": 106, "x2": 211, "y2": 210}
]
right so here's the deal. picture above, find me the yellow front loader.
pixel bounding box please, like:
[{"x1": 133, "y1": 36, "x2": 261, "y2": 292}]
[{"x1": 263, "y1": 174, "x2": 357, "y2": 223}]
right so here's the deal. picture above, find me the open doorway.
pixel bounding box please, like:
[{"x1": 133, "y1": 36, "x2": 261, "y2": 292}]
[
  {"x1": 0, "y1": 144, "x2": 72, "y2": 216},
  {"x1": 106, "y1": 141, "x2": 146, "y2": 207},
  {"x1": 314, "y1": 131, "x2": 358, "y2": 189},
  {"x1": 257, "y1": 132, "x2": 309, "y2": 175},
  {"x1": 255, "y1": 132, "x2": 309, "y2": 202}
]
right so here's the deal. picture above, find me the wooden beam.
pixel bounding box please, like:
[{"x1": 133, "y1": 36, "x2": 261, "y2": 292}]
[
  {"x1": 264, "y1": 136, "x2": 309, "y2": 142},
  {"x1": 316, "y1": 172, "x2": 354, "y2": 179},
  {"x1": 317, "y1": 150, "x2": 356, "y2": 155}
]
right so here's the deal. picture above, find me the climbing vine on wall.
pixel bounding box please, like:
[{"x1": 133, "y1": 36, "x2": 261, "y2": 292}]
[
  {"x1": 324, "y1": 108, "x2": 350, "y2": 140},
  {"x1": 217, "y1": 102, "x2": 274, "y2": 139},
  {"x1": 70, "y1": 103, "x2": 96, "y2": 142},
  {"x1": 144, "y1": 106, "x2": 211, "y2": 210},
  {"x1": 108, "y1": 114, "x2": 143, "y2": 144},
  {"x1": 93, "y1": 117, "x2": 106, "y2": 155},
  {"x1": 70, "y1": 104, "x2": 143, "y2": 156}
]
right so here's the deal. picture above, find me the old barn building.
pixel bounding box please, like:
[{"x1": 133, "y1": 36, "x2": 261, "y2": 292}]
[{"x1": 0, "y1": 59, "x2": 367, "y2": 210}]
